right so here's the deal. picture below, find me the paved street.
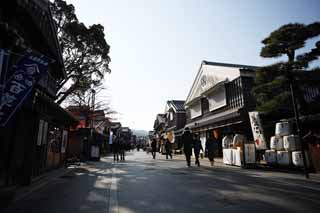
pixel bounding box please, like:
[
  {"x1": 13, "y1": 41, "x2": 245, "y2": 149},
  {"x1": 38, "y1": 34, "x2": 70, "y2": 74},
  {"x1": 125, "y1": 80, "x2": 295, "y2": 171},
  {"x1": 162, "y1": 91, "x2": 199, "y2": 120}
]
[{"x1": 4, "y1": 151, "x2": 320, "y2": 213}]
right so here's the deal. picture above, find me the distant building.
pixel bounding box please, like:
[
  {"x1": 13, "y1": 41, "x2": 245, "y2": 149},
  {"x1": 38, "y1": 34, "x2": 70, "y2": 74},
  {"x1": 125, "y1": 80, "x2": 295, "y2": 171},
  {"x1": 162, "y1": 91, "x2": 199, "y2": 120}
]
[
  {"x1": 67, "y1": 106, "x2": 109, "y2": 160},
  {"x1": 164, "y1": 100, "x2": 186, "y2": 151},
  {"x1": 153, "y1": 114, "x2": 166, "y2": 138}
]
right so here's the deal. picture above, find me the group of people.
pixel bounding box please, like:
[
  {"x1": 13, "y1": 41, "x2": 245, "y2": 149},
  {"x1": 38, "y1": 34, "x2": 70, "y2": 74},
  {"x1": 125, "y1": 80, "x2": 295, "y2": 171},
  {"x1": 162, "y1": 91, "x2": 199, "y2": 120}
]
[
  {"x1": 182, "y1": 128, "x2": 217, "y2": 167},
  {"x1": 182, "y1": 127, "x2": 216, "y2": 167},
  {"x1": 112, "y1": 138, "x2": 126, "y2": 161},
  {"x1": 150, "y1": 127, "x2": 217, "y2": 167},
  {"x1": 150, "y1": 137, "x2": 173, "y2": 160}
]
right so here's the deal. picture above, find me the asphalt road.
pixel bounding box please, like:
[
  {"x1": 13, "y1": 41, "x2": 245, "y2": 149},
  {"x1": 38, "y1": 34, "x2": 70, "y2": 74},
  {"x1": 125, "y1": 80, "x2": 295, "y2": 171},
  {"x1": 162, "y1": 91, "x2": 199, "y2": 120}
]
[{"x1": 4, "y1": 151, "x2": 320, "y2": 213}]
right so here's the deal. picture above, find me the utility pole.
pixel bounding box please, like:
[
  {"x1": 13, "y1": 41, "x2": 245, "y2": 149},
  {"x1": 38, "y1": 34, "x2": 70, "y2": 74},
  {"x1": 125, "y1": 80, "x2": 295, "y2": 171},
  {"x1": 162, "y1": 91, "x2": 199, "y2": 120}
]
[
  {"x1": 286, "y1": 62, "x2": 309, "y2": 179},
  {"x1": 90, "y1": 89, "x2": 96, "y2": 137},
  {"x1": 289, "y1": 81, "x2": 309, "y2": 179},
  {"x1": 88, "y1": 89, "x2": 96, "y2": 160}
]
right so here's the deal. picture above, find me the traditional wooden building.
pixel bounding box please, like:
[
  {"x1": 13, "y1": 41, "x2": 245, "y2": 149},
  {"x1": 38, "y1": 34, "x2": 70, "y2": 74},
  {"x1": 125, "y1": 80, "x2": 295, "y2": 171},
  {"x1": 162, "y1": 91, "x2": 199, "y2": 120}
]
[
  {"x1": 152, "y1": 113, "x2": 166, "y2": 152},
  {"x1": 67, "y1": 106, "x2": 110, "y2": 161},
  {"x1": 164, "y1": 100, "x2": 186, "y2": 150},
  {"x1": 184, "y1": 61, "x2": 258, "y2": 156},
  {"x1": 0, "y1": 0, "x2": 77, "y2": 198},
  {"x1": 153, "y1": 113, "x2": 166, "y2": 137}
]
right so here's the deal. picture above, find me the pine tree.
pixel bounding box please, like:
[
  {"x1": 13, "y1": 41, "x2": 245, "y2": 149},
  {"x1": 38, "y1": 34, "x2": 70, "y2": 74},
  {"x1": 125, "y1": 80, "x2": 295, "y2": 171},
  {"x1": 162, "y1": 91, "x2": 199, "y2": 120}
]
[{"x1": 252, "y1": 22, "x2": 320, "y2": 116}]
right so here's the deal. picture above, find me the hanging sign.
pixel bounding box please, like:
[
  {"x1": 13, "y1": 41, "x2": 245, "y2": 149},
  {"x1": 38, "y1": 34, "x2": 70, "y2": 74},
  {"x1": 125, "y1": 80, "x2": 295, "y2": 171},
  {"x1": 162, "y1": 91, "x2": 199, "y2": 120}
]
[
  {"x1": 0, "y1": 49, "x2": 49, "y2": 126},
  {"x1": 248, "y1": 111, "x2": 267, "y2": 150},
  {"x1": 0, "y1": 49, "x2": 9, "y2": 100}
]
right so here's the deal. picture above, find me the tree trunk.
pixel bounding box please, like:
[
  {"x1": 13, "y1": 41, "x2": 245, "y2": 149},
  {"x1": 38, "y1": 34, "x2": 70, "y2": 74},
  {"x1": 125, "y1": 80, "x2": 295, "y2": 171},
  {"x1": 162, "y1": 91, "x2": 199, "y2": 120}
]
[
  {"x1": 56, "y1": 82, "x2": 78, "y2": 104},
  {"x1": 287, "y1": 49, "x2": 295, "y2": 62}
]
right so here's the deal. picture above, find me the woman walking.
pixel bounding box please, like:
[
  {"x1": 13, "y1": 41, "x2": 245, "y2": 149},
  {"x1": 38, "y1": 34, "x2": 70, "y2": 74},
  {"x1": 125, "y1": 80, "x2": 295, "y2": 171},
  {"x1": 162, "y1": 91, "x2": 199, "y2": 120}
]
[
  {"x1": 205, "y1": 133, "x2": 216, "y2": 166},
  {"x1": 182, "y1": 128, "x2": 193, "y2": 167},
  {"x1": 165, "y1": 138, "x2": 173, "y2": 159}
]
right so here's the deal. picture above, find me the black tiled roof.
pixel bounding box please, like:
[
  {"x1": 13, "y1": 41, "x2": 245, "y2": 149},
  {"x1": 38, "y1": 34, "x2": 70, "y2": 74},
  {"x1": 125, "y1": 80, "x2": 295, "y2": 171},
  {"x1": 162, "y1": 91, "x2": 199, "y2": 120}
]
[{"x1": 168, "y1": 100, "x2": 185, "y2": 112}]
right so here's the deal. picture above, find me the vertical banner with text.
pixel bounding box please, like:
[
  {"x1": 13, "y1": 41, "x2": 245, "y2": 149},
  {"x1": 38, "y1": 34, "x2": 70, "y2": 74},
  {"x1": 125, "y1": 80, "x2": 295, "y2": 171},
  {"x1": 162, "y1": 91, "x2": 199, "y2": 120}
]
[
  {"x1": 0, "y1": 49, "x2": 49, "y2": 127},
  {"x1": 248, "y1": 111, "x2": 267, "y2": 150}
]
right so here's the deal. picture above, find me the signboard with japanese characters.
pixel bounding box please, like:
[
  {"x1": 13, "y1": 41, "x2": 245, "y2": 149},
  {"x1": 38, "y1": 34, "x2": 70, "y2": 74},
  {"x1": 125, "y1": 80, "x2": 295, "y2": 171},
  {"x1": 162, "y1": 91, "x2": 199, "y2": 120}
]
[
  {"x1": 0, "y1": 49, "x2": 49, "y2": 126},
  {"x1": 248, "y1": 111, "x2": 267, "y2": 150}
]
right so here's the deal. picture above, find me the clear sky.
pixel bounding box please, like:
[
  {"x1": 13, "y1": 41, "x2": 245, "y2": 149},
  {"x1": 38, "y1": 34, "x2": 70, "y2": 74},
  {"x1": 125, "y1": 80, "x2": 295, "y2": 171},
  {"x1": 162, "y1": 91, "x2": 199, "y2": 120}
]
[{"x1": 66, "y1": 0, "x2": 320, "y2": 131}]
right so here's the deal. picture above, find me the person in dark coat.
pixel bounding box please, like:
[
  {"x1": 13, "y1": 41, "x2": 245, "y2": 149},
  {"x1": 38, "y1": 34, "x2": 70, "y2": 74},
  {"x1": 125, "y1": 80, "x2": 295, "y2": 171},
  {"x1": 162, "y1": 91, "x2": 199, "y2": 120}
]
[
  {"x1": 151, "y1": 138, "x2": 157, "y2": 159},
  {"x1": 165, "y1": 138, "x2": 173, "y2": 159},
  {"x1": 113, "y1": 137, "x2": 120, "y2": 162},
  {"x1": 182, "y1": 128, "x2": 193, "y2": 167},
  {"x1": 205, "y1": 133, "x2": 216, "y2": 166},
  {"x1": 119, "y1": 138, "x2": 126, "y2": 161},
  {"x1": 193, "y1": 134, "x2": 203, "y2": 167}
]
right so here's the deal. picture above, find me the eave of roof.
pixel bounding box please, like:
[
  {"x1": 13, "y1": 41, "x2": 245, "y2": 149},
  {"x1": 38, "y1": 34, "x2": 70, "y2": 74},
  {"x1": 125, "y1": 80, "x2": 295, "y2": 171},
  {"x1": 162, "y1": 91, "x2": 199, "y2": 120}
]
[{"x1": 185, "y1": 60, "x2": 259, "y2": 106}]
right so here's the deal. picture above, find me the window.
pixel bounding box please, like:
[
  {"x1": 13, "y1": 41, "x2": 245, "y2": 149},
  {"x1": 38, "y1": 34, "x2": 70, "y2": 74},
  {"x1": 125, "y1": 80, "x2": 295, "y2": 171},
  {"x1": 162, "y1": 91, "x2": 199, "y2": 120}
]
[
  {"x1": 201, "y1": 97, "x2": 209, "y2": 114},
  {"x1": 37, "y1": 119, "x2": 48, "y2": 146}
]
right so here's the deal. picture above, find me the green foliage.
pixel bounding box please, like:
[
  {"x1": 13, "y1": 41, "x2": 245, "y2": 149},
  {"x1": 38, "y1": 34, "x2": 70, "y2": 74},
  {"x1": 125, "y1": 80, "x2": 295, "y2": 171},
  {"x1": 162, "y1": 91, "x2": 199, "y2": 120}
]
[
  {"x1": 253, "y1": 22, "x2": 320, "y2": 116},
  {"x1": 51, "y1": 0, "x2": 111, "y2": 104},
  {"x1": 252, "y1": 63, "x2": 291, "y2": 114},
  {"x1": 261, "y1": 22, "x2": 320, "y2": 62}
]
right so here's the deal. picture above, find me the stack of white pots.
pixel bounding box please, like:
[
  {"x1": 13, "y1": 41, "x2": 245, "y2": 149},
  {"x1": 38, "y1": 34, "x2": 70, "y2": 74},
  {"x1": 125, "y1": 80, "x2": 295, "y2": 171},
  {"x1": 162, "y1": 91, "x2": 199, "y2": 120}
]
[{"x1": 264, "y1": 121, "x2": 305, "y2": 167}]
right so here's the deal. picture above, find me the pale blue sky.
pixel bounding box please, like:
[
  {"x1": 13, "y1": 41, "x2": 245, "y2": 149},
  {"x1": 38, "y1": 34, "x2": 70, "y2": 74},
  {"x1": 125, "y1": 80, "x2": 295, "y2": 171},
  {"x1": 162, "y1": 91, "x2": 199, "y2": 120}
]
[{"x1": 66, "y1": 0, "x2": 320, "y2": 131}]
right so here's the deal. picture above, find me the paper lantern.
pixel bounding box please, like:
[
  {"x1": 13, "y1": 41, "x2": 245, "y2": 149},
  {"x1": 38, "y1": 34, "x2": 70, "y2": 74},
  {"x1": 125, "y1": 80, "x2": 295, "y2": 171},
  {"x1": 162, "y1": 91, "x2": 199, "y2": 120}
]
[{"x1": 213, "y1": 129, "x2": 219, "y2": 140}]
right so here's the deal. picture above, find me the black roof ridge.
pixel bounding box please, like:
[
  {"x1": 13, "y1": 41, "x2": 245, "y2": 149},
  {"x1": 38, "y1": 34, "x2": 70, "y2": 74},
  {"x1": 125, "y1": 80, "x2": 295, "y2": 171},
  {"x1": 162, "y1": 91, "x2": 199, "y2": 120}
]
[
  {"x1": 171, "y1": 100, "x2": 185, "y2": 102},
  {"x1": 202, "y1": 60, "x2": 259, "y2": 70}
]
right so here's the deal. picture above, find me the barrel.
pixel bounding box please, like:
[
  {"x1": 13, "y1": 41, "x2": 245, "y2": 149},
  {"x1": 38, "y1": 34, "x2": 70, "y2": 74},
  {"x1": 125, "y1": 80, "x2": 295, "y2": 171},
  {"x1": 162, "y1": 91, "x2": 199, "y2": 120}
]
[
  {"x1": 277, "y1": 151, "x2": 291, "y2": 166},
  {"x1": 292, "y1": 151, "x2": 309, "y2": 167},
  {"x1": 275, "y1": 121, "x2": 290, "y2": 136},
  {"x1": 270, "y1": 136, "x2": 284, "y2": 151},
  {"x1": 265, "y1": 150, "x2": 277, "y2": 164},
  {"x1": 283, "y1": 135, "x2": 301, "y2": 151},
  {"x1": 222, "y1": 136, "x2": 233, "y2": 148},
  {"x1": 232, "y1": 134, "x2": 246, "y2": 148}
]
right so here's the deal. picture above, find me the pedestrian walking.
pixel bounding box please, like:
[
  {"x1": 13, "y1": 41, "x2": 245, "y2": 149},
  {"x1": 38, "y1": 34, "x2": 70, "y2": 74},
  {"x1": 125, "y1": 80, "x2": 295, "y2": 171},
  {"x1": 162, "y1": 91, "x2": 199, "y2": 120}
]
[
  {"x1": 151, "y1": 138, "x2": 157, "y2": 159},
  {"x1": 119, "y1": 138, "x2": 126, "y2": 161},
  {"x1": 182, "y1": 127, "x2": 193, "y2": 167},
  {"x1": 165, "y1": 138, "x2": 173, "y2": 159},
  {"x1": 193, "y1": 134, "x2": 203, "y2": 167},
  {"x1": 113, "y1": 137, "x2": 120, "y2": 162},
  {"x1": 205, "y1": 133, "x2": 216, "y2": 166}
]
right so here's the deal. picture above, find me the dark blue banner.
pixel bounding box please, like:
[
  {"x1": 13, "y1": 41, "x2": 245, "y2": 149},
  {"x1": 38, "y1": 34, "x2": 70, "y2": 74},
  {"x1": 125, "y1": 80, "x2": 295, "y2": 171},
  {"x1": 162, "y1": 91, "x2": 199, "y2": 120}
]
[
  {"x1": 0, "y1": 49, "x2": 10, "y2": 100},
  {"x1": 0, "y1": 49, "x2": 49, "y2": 127}
]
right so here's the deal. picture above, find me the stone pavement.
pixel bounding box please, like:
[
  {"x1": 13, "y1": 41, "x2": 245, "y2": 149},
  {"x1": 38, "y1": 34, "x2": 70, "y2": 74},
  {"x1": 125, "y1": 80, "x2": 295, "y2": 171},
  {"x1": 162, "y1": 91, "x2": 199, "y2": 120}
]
[{"x1": 2, "y1": 150, "x2": 320, "y2": 213}]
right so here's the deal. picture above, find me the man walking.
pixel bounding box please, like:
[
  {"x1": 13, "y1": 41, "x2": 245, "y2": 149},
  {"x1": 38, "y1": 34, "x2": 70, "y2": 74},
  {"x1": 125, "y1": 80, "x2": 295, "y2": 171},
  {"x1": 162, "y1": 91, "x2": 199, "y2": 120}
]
[
  {"x1": 113, "y1": 137, "x2": 120, "y2": 162},
  {"x1": 193, "y1": 134, "x2": 203, "y2": 167},
  {"x1": 151, "y1": 138, "x2": 157, "y2": 159},
  {"x1": 182, "y1": 128, "x2": 193, "y2": 167},
  {"x1": 119, "y1": 138, "x2": 125, "y2": 161}
]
